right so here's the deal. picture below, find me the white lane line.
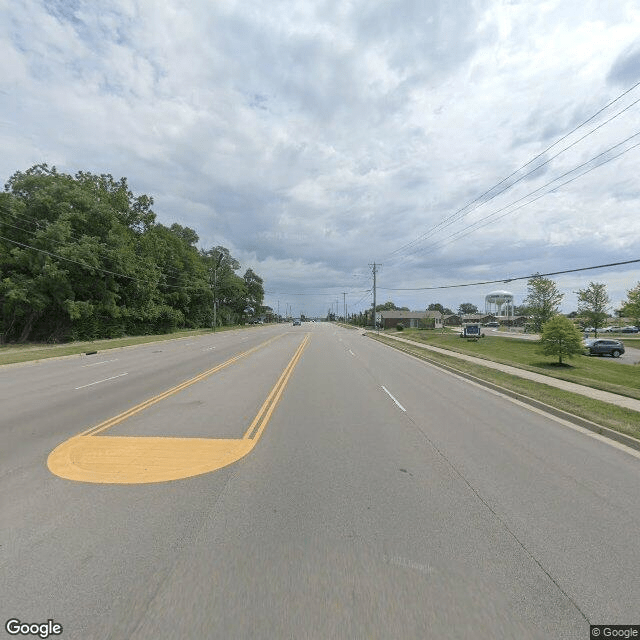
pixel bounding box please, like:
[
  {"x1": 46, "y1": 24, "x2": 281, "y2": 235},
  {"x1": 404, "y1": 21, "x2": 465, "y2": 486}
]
[
  {"x1": 381, "y1": 385, "x2": 407, "y2": 412},
  {"x1": 75, "y1": 373, "x2": 128, "y2": 390},
  {"x1": 82, "y1": 359, "x2": 119, "y2": 368},
  {"x1": 203, "y1": 346, "x2": 216, "y2": 351},
  {"x1": 349, "y1": 349, "x2": 355, "y2": 356}
]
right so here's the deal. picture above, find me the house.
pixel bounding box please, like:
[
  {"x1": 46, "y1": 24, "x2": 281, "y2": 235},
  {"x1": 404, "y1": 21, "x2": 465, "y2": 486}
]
[
  {"x1": 461, "y1": 314, "x2": 498, "y2": 325},
  {"x1": 378, "y1": 310, "x2": 443, "y2": 330}
]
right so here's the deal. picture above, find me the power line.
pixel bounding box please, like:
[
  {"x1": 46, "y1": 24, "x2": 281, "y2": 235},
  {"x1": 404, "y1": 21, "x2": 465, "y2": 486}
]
[
  {"x1": 385, "y1": 80, "x2": 640, "y2": 261},
  {"x1": 0, "y1": 203, "x2": 187, "y2": 278},
  {"x1": 393, "y1": 97, "x2": 640, "y2": 259},
  {"x1": 412, "y1": 136, "x2": 640, "y2": 257},
  {"x1": 377, "y1": 258, "x2": 640, "y2": 291},
  {"x1": 0, "y1": 234, "x2": 206, "y2": 290}
]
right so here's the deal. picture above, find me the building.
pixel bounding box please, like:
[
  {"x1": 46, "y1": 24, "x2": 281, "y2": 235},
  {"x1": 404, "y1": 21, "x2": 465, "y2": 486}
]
[{"x1": 378, "y1": 310, "x2": 443, "y2": 330}]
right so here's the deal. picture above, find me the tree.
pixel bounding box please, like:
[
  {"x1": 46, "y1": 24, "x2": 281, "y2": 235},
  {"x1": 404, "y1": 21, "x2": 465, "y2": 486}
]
[
  {"x1": 243, "y1": 268, "x2": 264, "y2": 318},
  {"x1": 620, "y1": 282, "x2": 640, "y2": 328},
  {"x1": 524, "y1": 275, "x2": 563, "y2": 332},
  {"x1": 375, "y1": 301, "x2": 409, "y2": 311},
  {"x1": 458, "y1": 302, "x2": 478, "y2": 316},
  {"x1": 428, "y1": 303, "x2": 453, "y2": 315},
  {"x1": 576, "y1": 282, "x2": 610, "y2": 336},
  {"x1": 0, "y1": 164, "x2": 264, "y2": 341},
  {"x1": 538, "y1": 315, "x2": 584, "y2": 365}
]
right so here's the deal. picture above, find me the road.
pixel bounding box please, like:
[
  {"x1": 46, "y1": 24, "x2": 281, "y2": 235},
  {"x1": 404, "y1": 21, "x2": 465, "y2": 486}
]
[{"x1": 1, "y1": 323, "x2": 639, "y2": 639}]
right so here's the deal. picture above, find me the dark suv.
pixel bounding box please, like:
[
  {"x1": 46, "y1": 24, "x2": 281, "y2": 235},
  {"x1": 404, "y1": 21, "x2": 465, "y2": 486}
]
[{"x1": 583, "y1": 339, "x2": 625, "y2": 358}]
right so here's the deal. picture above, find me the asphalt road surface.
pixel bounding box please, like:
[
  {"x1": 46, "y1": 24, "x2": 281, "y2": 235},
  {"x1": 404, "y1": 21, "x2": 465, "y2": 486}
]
[{"x1": 1, "y1": 323, "x2": 639, "y2": 639}]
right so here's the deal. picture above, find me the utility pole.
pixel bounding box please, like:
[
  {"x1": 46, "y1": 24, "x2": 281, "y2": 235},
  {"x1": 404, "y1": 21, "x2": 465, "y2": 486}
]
[
  {"x1": 342, "y1": 292, "x2": 346, "y2": 325},
  {"x1": 369, "y1": 263, "x2": 380, "y2": 330}
]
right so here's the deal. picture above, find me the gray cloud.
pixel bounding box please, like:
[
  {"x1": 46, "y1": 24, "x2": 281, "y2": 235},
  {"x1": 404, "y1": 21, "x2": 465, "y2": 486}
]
[{"x1": 607, "y1": 40, "x2": 640, "y2": 87}]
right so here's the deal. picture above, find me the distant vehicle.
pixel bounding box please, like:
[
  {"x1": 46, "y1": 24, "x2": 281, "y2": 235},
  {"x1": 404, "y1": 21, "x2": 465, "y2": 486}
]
[
  {"x1": 620, "y1": 326, "x2": 639, "y2": 333},
  {"x1": 484, "y1": 321, "x2": 500, "y2": 328},
  {"x1": 600, "y1": 327, "x2": 616, "y2": 333},
  {"x1": 292, "y1": 319, "x2": 301, "y2": 326},
  {"x1": 583, "y1": 338, "x2": 625, "y2": 357}
]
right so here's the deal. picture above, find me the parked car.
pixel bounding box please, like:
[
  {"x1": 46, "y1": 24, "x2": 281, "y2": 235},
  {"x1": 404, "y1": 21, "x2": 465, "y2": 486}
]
[
  {"x1": 484, "y1": 321, "x2": 500, "y2": 327},
  {"x1": 620, "y1": 326, "x2": 639, "y2": 333},
  {"x1": 292, "y1": 319, "x2": 301, "y2": 326},
  {"x1": 583, "y1": 338, "x2": 625, "y2": 357}
]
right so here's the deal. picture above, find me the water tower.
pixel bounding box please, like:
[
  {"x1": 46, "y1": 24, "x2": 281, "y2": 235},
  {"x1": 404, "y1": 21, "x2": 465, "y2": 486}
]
[{"x1": 485, "y1": 290, "x2": 514, "y2": 319}]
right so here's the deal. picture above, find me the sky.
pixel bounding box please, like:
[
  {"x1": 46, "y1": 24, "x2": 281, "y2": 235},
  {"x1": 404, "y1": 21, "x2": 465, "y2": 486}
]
[{"x1": 1, "y1": 0, "x2": 640, "y2": 319}]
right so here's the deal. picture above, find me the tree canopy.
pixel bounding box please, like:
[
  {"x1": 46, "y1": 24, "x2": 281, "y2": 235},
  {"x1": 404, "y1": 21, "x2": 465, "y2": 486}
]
[
  {"x1": 524, "y1": 275, "x2": 563, "y2": 332},
  {"x1": 375, "y1": 301, "x2": 409, "y2": 311},
  {"x1": 538, "y1": 315, "x2": 584, "y2": 365},
  {"x1": 576, "y1": 282, "x2": 609, "y2": 336},
  {"x1": 458, "y1": 302, "x2": 478, "y2": 315},
  {"x1": 0, "y1": 165, "x2": 264, "y2": 342},
  {"x1": 427, "y1": 302, "x2": 454, "y2": 315},
  {"x1": 620, "y1": 282, "x2": 640, "y2": 328}
]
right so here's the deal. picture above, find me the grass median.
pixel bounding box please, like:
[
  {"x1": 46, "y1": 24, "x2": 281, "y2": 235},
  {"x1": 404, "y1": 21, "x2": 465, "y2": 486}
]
[
  {"x1": 0, "y1": 325, "x2": 247, "y2": 366},
  {"x1": 369, "y1": 332, "x2": 640, "y2": 441}
]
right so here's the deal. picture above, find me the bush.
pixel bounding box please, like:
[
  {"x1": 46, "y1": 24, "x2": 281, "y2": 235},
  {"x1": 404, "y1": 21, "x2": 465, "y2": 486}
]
[
  {"x1": 396, "y1": 323, "x2": 404, "y2": 331},
  {"x1": 539, "y1": 315, "x2": 584, "y2": 365}
]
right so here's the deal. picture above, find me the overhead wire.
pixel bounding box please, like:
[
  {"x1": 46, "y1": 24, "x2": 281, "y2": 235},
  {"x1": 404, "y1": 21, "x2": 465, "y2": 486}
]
[
  {"x1": 385, "y1": 80, "x2": 640, "y2": 261},
  {"x1": 0, "y1": 234, "x2": 208, "y2": 290},
  {"x1": 0, "y1": 203, "x2": 187, "y2": 278},
  {"x1": 402, "y1": 132, "x2": 640, "y2": 259},
  {"x1": 377, "y1": 258, "x2": 640, "y2": 291}
]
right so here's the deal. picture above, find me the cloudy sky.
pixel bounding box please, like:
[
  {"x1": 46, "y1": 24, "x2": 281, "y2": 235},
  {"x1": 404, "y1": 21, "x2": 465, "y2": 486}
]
[{"x1": 2, "y1": 0, "x2": 640, "y2": 318}]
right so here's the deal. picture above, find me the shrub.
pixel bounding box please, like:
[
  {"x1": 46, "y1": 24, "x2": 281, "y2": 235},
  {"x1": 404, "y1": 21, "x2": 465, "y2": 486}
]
[{"x1": 539, "y1": 315, "x2": 584, "y2": 364}]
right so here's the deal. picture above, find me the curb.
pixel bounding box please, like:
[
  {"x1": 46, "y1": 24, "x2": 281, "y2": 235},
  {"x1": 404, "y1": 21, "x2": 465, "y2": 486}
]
[{"x1": 367, "y1": 333, "x2": 640, "y2": 453}]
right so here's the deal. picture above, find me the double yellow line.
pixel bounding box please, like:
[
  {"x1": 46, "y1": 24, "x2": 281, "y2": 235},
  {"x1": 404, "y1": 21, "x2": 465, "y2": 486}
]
[
  {"x1": 81, "y1": 334, "x2": 285, "y2": 437},
  {"x1": 243, "y1": 333, "x2": 310, "y2": 441}
]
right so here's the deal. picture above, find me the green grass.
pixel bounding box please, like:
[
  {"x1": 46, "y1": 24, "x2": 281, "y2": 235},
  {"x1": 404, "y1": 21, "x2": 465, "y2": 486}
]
[
  {"x1": 370, "y1": 333, "x2": 640, "y2": 440},
  {"x1": 0, "y1": 325, "x2": 247, "y2": 366},
  {"x1": 390, "y1": 329, "x2": 640, "y2": 400}
]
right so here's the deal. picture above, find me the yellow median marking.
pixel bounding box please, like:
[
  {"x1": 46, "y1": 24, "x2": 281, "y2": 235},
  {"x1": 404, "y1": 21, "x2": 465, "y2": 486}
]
[
  {"x1": 47, "y1": 333, "x2": 309, "y2": 484},
  {"x1": 82, "y1": 333, "x2": 284, "y2": 437},
  {"x1": 244, "y1": 333, "x2": 309, "y2": 441}
]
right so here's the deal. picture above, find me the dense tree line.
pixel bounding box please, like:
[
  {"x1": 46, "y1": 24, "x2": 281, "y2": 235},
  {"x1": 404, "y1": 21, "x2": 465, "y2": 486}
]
[{"x1": 0, "y1": 165, "x2": 264, "y2": 342}]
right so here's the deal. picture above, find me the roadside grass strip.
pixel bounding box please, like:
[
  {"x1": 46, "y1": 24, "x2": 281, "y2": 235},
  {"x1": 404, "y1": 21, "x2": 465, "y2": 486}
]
[
  {"x1": 0, "y1": 325, "x2": 248, "y2": 366},
  {"x1": 400, "y1": 329, "x2": 640, "y2": 400},
  {"x1": 47, "y1": 334, "x2": 309, "y2": 484},
  {"x1": 370, "y1": 333, "x2": 640, "y2": 442}
]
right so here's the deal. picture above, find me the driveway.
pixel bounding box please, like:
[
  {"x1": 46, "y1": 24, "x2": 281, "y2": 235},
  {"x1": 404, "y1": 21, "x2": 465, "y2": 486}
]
[{"x1": 587, "y1": 344, "x2": 640, "y2": 365}]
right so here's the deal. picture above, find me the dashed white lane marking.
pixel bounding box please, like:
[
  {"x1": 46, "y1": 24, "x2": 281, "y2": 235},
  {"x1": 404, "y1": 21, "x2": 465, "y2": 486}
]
[
  {"x1": 75, "y1": 373, "x2": 129, "y2": 390},
  {"x1": 381, "y1": 386, "x2": 407, "y2": 412},
  {"x1": 82, "y1": 359, "x2": 119, "y2": 368},
  {"x1": 203, "y1": 346, "x2": 216, "y2": 351},
  {"x1": 349, "y1": 349, "x2": 355, "y2": 356}
]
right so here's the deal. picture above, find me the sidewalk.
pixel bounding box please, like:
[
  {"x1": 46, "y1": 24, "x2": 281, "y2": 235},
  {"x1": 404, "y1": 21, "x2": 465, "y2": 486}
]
[{"x1": 380, "y1": 333, "x2": 640, "y2": 413}]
